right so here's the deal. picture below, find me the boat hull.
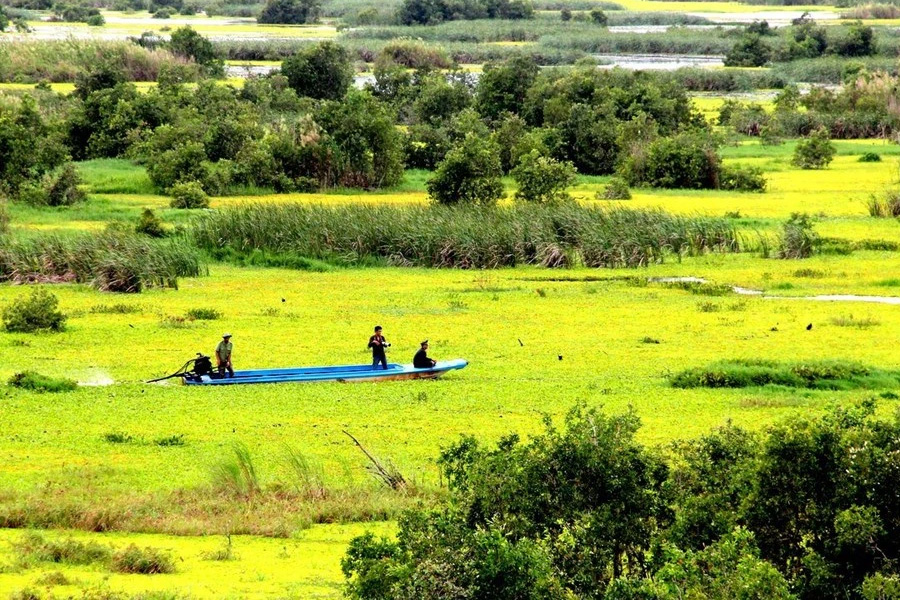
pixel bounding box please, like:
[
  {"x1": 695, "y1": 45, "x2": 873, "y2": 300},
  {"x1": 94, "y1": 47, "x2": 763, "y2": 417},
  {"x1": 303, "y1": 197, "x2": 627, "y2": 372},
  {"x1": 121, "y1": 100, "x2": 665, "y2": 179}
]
[{"x1": 182, "y1": 359, "x2": 468, "y2": 385}]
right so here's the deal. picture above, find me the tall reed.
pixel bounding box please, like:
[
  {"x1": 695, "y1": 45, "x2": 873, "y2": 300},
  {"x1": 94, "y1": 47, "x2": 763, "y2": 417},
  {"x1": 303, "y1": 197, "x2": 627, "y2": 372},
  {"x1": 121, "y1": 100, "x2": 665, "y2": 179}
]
[
  {"x1": 0, "y1": 231, "x2": 202, "y2": 292},
  {"x1": 191, "y1": 203, "x2": 739, "y2": 269}
]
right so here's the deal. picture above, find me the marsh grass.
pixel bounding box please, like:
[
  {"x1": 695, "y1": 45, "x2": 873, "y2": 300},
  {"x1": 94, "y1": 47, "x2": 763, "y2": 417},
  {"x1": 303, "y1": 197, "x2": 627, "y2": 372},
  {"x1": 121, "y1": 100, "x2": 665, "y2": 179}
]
[
  {"x1": 284, "y1": 446, "x2": 327, "y2": 500},
  {"x1": 103, "y1": 432, "x2": 134, "y2": 444},
  {"x1": 8, "y1": 371, "x2": 77, "y2": 393},
  {"x1": 89, "y1": 303, "x2": 141, "y2": 314},
  {"x1": 672, "y1": 359, "x2": 900, "y2": 391},
  {"x1": 110, "y1": 545, "x2": 175, "y2": 574},
  {"x1": 185, "y1": 308, "x2": 221, "y2": 321},
  {"x1": 192, "y1": 204, "x2": 739, "y2": 270},
  {"x1": 14, "y1": 532, "x2": 110, "y2": 566},
  {"x1": 213, "y1": 442, "x2": 260, "y2": 498},
  {"x1": 0, "y1": 41, "x2": 201, "y2": 84},
  {"x1": 33, "y1": 570, "x2": 72, "y2": 586},
  {"x1": 867, "y1": 190, "x2": 900, "y2": 217},
  {"x1": 829, "y1": 314, "x2": 881, "y2": 329},
  {"x1": 202, "y1": 535, "x2": 236, "y2": 561},
  {"x1": 154, "y1": 434, "x2": 186, "y2": 447},
  {"x1": 0, "y1": 232, "x2": 202, "y2": 293}
]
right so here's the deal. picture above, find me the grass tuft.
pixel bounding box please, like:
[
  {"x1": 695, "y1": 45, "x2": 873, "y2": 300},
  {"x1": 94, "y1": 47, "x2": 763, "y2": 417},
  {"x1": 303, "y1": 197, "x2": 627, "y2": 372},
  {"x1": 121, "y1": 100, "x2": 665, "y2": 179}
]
[
  {"x1": 8, "y1": 372, "x2": 77, "y2": 393},
  {"x1": 672, "y1": 360, "x2": 900, "y2": 391},
  {"x1": 103, "y1": 432, "x2": 134, "y2": 444},
  {"x1": 829, "y1": 315, "x2": 881, "y2": 329},
  {"x1": 14, "y1": 532, "x2": 110, "y2": 566},
  {"x1": 110, "y1": 544, "x2": 176, "y2": 574}
]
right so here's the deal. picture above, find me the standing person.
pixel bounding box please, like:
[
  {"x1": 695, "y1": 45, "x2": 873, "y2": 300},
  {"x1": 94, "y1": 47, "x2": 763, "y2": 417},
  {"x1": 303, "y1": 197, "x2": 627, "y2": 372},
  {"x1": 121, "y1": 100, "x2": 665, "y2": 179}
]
[
  {"x1": 368, "y1": 325, "x2": 390, "y2": 370},
  {"x1": 216, "y1": 333, "x2": 234, "y2": 378},
  {"x1": 413, "y1": 340, "x2": 437, "y2": 369}
]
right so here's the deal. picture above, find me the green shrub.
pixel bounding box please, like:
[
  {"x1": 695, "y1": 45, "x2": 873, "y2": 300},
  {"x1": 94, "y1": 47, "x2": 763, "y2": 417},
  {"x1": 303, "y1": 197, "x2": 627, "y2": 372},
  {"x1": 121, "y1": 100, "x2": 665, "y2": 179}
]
[
  {"x1": 169, "y1": 181, "x2": 209, "y2": 209},
  {"x1": 154, "y1": 434, "x2": 185, "y2": 447},
  {"x1": 111, "y1": 545, "x2": 176, "y2": 574},
  {"x1": 599, "y1": 177, "x2": 632, "y2": 200},
  {"x1": 281, "y1": 41, "x2": 352, "y2": 100},
  {"x1": 590, "y1": 8, "x2": 607, "y2": 24},
  {"x1": 8, "y1": 371, "x2": 77, "y2": 393},
  {"x1": 779, "y1": 212, "x2": 819, "y2": 259},
  {"x1": 720, "y1": 164, "x2": 767, "y2": 193},
  {"x1": 859, "y1": 152, "x2": 881, "y2": 162},
  {"x1": 153, "y1": 7, "x2": 174, "y2": 17},
  {"x1": 259, "y1": 0, "x2": 321, "y2": 24},
  {"x1": 512, "y1": 151, "x2": 576, "y2": 204},
  {"x1": 135, "y1": 209, "x2": 168, "y2": 237},
  {"x1": 186, "y1": 307, "x2": 221, "y2": 320},
  {"x1": 86, "y1": 13, "x2": 105, "y2": 25},
  {"x1": 792, "y1": 128, "x2": 835, "y2": 169},
  {"x1": 724, "y1": 33, "x2": 771, "y2": 67},
  {"x1": 2, "y1": 289, "x2": 67, "y2": 333}
]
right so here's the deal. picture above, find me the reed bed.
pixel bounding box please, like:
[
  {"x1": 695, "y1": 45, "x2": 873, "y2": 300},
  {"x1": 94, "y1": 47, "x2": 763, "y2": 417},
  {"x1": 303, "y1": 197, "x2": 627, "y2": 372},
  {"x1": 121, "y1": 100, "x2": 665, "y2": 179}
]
[
  {"x1": 0, "y1": 40, "x2": 201, "y2": 84},
  {"x1": 191, "y1": 203, "x2": 739, "y2": 269},
  {"x1": 0, "y1": 231, "x2": 202, "y2": 292}
]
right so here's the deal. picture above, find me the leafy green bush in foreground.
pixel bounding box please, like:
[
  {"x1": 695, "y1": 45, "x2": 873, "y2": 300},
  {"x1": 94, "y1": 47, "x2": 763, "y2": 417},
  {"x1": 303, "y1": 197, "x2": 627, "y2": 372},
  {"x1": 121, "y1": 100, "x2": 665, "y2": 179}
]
[
  {"x1": 344, "y1": 400, "x2": 900, "y2": 600},
  {"x1": 2, "y1": 289, "x2": 67, "y2": 333}
]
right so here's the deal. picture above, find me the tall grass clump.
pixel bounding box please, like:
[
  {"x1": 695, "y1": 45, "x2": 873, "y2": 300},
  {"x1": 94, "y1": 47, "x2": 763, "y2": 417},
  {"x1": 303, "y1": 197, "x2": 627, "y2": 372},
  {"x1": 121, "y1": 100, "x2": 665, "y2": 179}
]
[
  {"x1": 110, "y1": 545, "x2": 176, "y2": 574},
  {"x1": 867, "y1": 189, "x2": 900, "y2": 217},
  {"x1": 191, "y1": 204, "x2": 739, "y2": 269},
  {"x1": 14, "y1": 532, "x2": 111, "y2": 566},
  {"x1": 778, "y1": 213, "x2": 819, "y2": 259},
  {"x1": 2, "y1": 289, "x2": 66, "y2": 333},
  {"x1": 0, "y1": 231, "x2": 202, "y2": 292},
  {"x1": 8, "y1": 371, "x2": 78, "y2": 393},
  {"x1": 213, "y1": 442, "x2": 261, "y2": 497}
]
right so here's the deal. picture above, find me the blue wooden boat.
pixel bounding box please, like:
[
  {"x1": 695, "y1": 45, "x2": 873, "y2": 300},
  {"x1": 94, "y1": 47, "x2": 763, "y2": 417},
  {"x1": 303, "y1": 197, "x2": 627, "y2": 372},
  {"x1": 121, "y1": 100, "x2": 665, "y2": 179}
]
[{"x1": 181, "y1": 359, "x2": 468, "y2": 385}]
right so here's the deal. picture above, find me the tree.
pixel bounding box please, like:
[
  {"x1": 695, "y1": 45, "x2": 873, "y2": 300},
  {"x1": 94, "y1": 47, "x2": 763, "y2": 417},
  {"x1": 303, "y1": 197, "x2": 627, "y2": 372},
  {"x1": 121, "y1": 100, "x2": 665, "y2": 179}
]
[
  {"x1": 319, "y1": 90, "x2": 405, "y2": 188},
  {"x1": 281, "y1": 41, "x2": 353, "y2": 100},
  {"x1": 792, "y1": 127, "x2": 835, "y2": 169},
  {"x1": 258, "y1": 0, "x2": 322, "y2": 24},
  {"x1": 0, "y1": 7, "x2": 9, "y2": 31},
  {"x1": 167, "y1": 26, "x2": 224, "y2": 77},
  {"x1": 724, "y1": 33, "x2": 771, "y2": 67},
  {"x1": 475, "y1": 55, "x2": 539, "y2": 121},
  {"x1": 427, "y1": 134, "x2": 504, "y2": 205},
  {"x1": 511, "y1": 150, "x2": 576, "y2": 203}
]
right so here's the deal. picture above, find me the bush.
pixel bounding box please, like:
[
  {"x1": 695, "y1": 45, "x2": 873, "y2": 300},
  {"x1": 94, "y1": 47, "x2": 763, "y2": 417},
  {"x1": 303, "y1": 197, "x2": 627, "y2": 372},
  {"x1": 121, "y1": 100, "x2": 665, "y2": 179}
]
[
  {"x1": 512, "y1": 151, "x2": 576, "y2": 204},
  {"x1": 18, "y1": 163, "x2": 85, "y2": 207},
  {"x1": 135, "y1": 209, "x2": 167, "y2": 237},
  {"x1": 167, "y1": 26, "x2": 223, "y2": 77},
  {"x1": 111, "y1": 545, "x2": 175, "y2": 574},
  {"x1": 8, "y1": 371, "x2": 78, "y2": 393},
  {"x1": 427, "y1": 134, "x2": 504, "y2": 206},
  {"x1": 779, "y1": 212, "x2": 819, "y2": 259},
  {"x1": 0, "y1": 199, "x2": 9, "y2": 234},
  {"x1": 599, "y1": 177, "x2": 631, "y2": 200},
  {"x1": 792, "y1": 128, "x2": 835, "y2": 169},
  {"x1": 724, "y1": 33, "x2": 771, "y2": 67},
  {"x1": 169, "y1": 181, "x2": 209, "y2": 209},
  {"x1": 720, "y1": 164, "x2": 767, "y2": 192},
  {"x1": 2, "y1": 289, "x2": 66, "y2": 333},
  {"x1": 859, "y1": 152, "x2": 881, "y2": 162},
  {"x1": 590, "y1": 8, "x2": 607, "y2": 25}
]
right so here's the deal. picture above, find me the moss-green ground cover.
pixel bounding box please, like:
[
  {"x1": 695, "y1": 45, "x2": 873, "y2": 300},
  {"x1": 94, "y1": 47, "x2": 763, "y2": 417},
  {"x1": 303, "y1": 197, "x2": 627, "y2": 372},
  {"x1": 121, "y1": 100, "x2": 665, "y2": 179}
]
[{"x1": 3, "y1": 136, "x2": 900, "y2": 596}]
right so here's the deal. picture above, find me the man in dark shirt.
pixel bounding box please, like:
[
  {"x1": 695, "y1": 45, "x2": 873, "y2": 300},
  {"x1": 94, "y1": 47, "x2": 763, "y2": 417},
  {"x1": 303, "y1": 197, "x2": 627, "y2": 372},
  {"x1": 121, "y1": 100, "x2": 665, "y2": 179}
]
[
  {"x1": 413, "y1": 340, "x2": 437, "y2": 369},
  {"x1": 368, "y1": 325, "x2": 389, "y2": 370}
]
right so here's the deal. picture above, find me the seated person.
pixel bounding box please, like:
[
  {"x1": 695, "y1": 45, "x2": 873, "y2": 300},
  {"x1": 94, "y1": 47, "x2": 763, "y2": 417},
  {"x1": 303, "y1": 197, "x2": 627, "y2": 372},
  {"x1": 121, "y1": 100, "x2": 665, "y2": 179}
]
[{"x1": 413, "y1": 340, "x2": 437, "y2": 369}]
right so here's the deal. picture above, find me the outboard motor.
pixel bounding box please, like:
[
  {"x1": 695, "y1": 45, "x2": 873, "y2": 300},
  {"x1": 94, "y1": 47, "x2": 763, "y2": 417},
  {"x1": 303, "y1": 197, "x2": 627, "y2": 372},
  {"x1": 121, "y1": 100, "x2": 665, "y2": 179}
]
[{"x1": 146, "y1": 353, "x2": 216, "y2": 383}]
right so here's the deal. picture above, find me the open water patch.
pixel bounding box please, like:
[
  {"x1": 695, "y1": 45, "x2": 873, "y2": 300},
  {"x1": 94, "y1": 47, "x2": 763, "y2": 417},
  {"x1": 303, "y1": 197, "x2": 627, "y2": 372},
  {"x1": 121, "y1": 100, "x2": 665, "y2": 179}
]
[{"x1": 651, "y1": 277, "x2": 900, "y2": 305}]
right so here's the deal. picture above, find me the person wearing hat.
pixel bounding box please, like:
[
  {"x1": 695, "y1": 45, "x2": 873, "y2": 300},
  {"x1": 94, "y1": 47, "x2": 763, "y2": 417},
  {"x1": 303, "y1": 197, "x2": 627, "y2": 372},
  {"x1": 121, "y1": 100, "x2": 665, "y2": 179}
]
[
  {"x1": 216, "y1": 333, "x2": 234, "y2": 378},
  {"x1": 413, "y1": 340, "x2": 436, "y2": 369},
  {"x1": 368, "y1": 325, "x2": 390, "y2": 370}
]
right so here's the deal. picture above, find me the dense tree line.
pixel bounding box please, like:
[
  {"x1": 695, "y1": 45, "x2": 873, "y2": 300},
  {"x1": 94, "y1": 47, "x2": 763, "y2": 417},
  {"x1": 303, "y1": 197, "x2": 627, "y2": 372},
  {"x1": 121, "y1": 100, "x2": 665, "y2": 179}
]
[
  {"x1": 2, "y1": 41, "x2": 774, "y2": 206},
  {"x1": 343, "y1": 400, "x2": 900, "y2": 600},
  {"x1": 726, "y1": 15, "x2": 877, "y2": 67},
  {"x1": 721, "y1": 70, "x2": 900, "y2": 142}
]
